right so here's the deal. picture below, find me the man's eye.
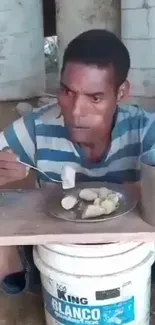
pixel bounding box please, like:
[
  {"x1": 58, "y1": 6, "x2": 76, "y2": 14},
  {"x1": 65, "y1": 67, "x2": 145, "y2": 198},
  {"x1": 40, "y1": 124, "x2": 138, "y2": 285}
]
[
  {"x1": 91, "y1": 96, "x2": 102, "y2": 103},
  {"x1": 61, "y1": 87, "x2": 73, "y2": 96}
]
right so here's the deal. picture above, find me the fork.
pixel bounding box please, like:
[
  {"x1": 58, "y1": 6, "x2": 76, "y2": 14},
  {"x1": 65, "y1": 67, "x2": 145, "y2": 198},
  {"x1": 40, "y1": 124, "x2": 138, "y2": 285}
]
[
  {"x1": 19, "y1": 160, "x2": 62, "y2": 183},
  {"x1": 19, "y1": 161, "x2": 76, "y2": 189},
  {"x1": 2, "y1": 147, "x2": 75, "y2": 189}
]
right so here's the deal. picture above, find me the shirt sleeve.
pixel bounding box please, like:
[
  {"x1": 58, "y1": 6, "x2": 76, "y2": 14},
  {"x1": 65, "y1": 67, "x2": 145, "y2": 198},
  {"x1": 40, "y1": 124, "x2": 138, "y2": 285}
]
[
  {"x1": 140, "y1": 110, "x2": 155, "y2": 153},
  {"x1": 0, "y1": 113, "x2": 36, "y2": 165}
]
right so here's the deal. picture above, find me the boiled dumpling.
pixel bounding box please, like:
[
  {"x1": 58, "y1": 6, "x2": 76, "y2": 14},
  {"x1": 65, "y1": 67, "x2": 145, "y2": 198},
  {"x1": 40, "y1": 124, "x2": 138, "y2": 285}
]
[
  {"x1": 90, "y1": 188, "x2": 100, "y2": 195},
  {"x1": 61, "y1": 195, "x2": 78, "y2": 210},
  {"x1": 82, "y1": 204, "x2": 105, "y2": 219},
  {"x1": 79, "y1": 189, "x2": 98, "y2": 201},
  {"x1": 94, "y1": 198, "x2": 101, "y2": 205},
  {"x1": 99, "y1": 187, "x2": 112, "y2": 199},
  {"x1": 107, "y1": 193, "x2": 119, "y2": 205},
  {"x1": 100, "y1": 199, "x2": 117, "y2": 214}
]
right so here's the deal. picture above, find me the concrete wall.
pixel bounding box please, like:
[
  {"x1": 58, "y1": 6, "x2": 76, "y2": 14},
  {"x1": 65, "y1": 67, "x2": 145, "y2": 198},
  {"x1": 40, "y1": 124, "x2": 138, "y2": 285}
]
[
  {"x1": 0, "y1": 0, "x2": 45, "y2": 100},
  {"x1": 55, "y1": 0, "x2": 121, "y2": 69},
  {"x1": 121, "y1": 0, "x2": 155, "y2": 109}
]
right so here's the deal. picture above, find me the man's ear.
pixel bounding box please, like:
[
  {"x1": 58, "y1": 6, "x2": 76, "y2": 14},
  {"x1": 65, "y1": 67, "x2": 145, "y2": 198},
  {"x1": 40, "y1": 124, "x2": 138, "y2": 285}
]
[{"x1": 117, "y1": 80, "x2": 130, "y2": 103}]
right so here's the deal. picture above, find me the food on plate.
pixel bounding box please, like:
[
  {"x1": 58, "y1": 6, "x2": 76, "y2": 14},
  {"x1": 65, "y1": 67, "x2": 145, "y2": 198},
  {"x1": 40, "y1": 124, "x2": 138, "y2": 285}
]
[
  {"x1": 99, "y1": 187, "x2": 112, "y2": 199},
  {"x1": 100, "y1": 198, "x2": 117, "y2": 214},
  {"x1": 107, "y1": 193, "x2": 119, "y2": 205},
  {"x1": 81, "y1": 186, "x2": 119, "y2": 219},
  {"x1": 94, "y1": 198, "x2": 101, "y2": 205},
  {"x1": 61, "y1": 195, "x2": 78, "y2": 210},
  {"x1": 82, "y1": 204, "x2": 105, "y2": 219},
  {"x1": 79, "y1": 188, "x2": 98, "y2": 201},
  {"x1": 61, "y1": 186, "x2": 120, "y2": 218}
]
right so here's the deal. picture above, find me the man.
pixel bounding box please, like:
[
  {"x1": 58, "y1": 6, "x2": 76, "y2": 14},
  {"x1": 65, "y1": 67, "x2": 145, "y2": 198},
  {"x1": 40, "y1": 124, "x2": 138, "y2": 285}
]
[{"x1": 0, "y1": 29, "x2": 154, "y2": 294}]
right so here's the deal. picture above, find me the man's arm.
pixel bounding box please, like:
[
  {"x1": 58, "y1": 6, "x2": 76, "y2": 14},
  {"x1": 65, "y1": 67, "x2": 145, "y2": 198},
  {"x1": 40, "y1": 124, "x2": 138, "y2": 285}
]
[
  {"x1": 0, "y1": 113, "x2": 36, "y2": 187},
  {"x1": 0, "y1": 114, "x2": 36, "y2": 164}
]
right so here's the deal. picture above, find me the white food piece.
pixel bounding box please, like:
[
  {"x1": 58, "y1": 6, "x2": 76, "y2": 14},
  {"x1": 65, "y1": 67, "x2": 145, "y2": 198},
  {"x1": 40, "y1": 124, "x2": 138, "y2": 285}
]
[
  {"x1": 94, "y1": 198, "x2": 101, "y2": 205},
  {"x1": 61, "y1": 195, "x2": 78, "y2": 210},
  {"x1": 107, "y1": 193, "x2": 119, "y2": 205},
  {"x1": 79, "y1": 189, "x2": 98, "y2": 201},
  {"x1": 99, "y1": 187, "x2": 112, "y2": 199},
  {"x1": 82, "y1": 204, "x2": 105, "y2": 219},
  {"x1": 61, "y1": 166, "x2": 76, "y2": 189},
  {"x1": 100, "y1": 199, "x2": 117, "y2": 214},
  {"x1": 78, "y1": 187, "x2": 120, "y2": 219},
  {"x1": 90, "y1": 188, "x2": 100, "y2": 194}
]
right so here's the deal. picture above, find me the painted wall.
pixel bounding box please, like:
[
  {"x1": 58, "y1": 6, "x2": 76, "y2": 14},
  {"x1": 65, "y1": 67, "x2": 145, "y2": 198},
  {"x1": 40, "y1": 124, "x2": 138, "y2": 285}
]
[
  {"x1": 55, "y1": 0, "x2": 121, "y2": 70},
  {"x1": 0, "y1": 0, "x2": 45, "y2": 100},
  {"x1": 121, "y1": 0, "x2": 155, "y2": 109}
]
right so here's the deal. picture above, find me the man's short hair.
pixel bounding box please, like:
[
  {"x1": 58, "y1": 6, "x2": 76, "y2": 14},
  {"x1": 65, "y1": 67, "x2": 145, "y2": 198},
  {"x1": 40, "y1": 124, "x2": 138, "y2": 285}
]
[{"x1": 62, "y1": 29, "x2": 130, "y2": 88}]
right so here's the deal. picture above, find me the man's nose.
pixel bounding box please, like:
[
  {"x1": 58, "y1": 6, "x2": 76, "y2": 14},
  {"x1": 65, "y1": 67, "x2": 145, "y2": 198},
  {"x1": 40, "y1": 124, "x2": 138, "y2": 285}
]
[{"x1": 73, "y1": 96, "x2": 84, "y2": 117}]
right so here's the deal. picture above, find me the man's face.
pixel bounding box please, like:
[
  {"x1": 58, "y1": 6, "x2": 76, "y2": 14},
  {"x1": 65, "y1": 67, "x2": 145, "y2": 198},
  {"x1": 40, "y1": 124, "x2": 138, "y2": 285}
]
[{"x1": 58, "y1": 62, "x2": 119, "y2": 150}]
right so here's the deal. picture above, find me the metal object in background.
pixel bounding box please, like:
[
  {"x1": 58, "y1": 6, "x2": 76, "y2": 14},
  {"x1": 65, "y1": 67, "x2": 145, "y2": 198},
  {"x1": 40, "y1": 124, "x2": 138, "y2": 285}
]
[{"x1": 141, "y1": 149, "x2": 155, "y2": 226}]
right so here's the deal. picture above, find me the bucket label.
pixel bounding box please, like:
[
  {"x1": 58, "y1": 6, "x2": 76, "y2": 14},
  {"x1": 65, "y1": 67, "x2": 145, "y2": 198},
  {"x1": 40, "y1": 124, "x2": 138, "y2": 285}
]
[{"x1": 43, "y1": 287, "x2": 135, "y2": 325}]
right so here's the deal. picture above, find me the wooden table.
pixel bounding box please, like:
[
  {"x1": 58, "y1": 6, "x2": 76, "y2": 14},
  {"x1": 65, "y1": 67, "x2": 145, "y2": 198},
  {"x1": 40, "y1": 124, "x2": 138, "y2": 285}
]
[{"x1": 0, "y1": 186, "x2": 155, "y2": 245}]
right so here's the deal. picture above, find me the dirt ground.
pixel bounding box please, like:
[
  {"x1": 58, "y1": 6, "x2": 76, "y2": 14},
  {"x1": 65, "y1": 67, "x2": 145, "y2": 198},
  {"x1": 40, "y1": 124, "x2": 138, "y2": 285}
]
[{"x1": 0, "y1": 87, "x2": 155, "y2": 324}]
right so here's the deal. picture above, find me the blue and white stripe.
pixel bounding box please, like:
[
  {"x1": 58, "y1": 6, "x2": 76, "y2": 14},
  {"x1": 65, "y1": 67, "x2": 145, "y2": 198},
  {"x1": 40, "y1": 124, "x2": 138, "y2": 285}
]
[{"x1": 0, "y1": 102, "x2": 155, "y2": 184}]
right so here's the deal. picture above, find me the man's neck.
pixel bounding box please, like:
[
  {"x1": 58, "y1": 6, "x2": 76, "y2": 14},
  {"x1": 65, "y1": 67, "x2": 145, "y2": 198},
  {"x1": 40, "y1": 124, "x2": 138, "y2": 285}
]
[{"x1": 81, "y1": 134, "x2": 111, "y2": 163}]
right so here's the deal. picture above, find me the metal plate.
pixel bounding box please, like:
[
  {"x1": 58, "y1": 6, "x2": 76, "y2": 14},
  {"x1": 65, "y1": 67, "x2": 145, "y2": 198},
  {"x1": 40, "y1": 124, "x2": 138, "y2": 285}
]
[{"x1": 47, "y1": 182, "x2": 138, "y2": 223}]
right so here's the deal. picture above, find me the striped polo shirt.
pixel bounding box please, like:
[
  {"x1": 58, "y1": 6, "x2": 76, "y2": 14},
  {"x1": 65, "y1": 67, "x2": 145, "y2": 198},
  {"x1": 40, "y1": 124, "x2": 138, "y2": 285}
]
[{"x1": 0, "y1": 102, "x2": 155, "y2": 185}]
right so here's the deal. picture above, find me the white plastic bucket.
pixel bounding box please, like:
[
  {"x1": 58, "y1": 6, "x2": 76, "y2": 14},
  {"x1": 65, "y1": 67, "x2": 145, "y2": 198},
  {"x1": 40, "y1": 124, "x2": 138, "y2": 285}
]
[{"x1": 33, "y1": 242, "x2": 155, "y2": 325}]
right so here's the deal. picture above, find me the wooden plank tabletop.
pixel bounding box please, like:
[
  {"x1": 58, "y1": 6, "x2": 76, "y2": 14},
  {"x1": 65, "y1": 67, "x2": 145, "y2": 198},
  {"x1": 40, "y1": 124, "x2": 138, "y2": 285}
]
[{"x1": 0, "y1": 187, "x2": 155, "y2": 245}]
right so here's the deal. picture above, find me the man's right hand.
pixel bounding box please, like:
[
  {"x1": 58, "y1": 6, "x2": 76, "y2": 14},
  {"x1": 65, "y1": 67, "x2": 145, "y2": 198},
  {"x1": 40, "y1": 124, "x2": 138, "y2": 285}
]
[{"x1": 0, "y1": 151, "x2": 29, "y2": 186}]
